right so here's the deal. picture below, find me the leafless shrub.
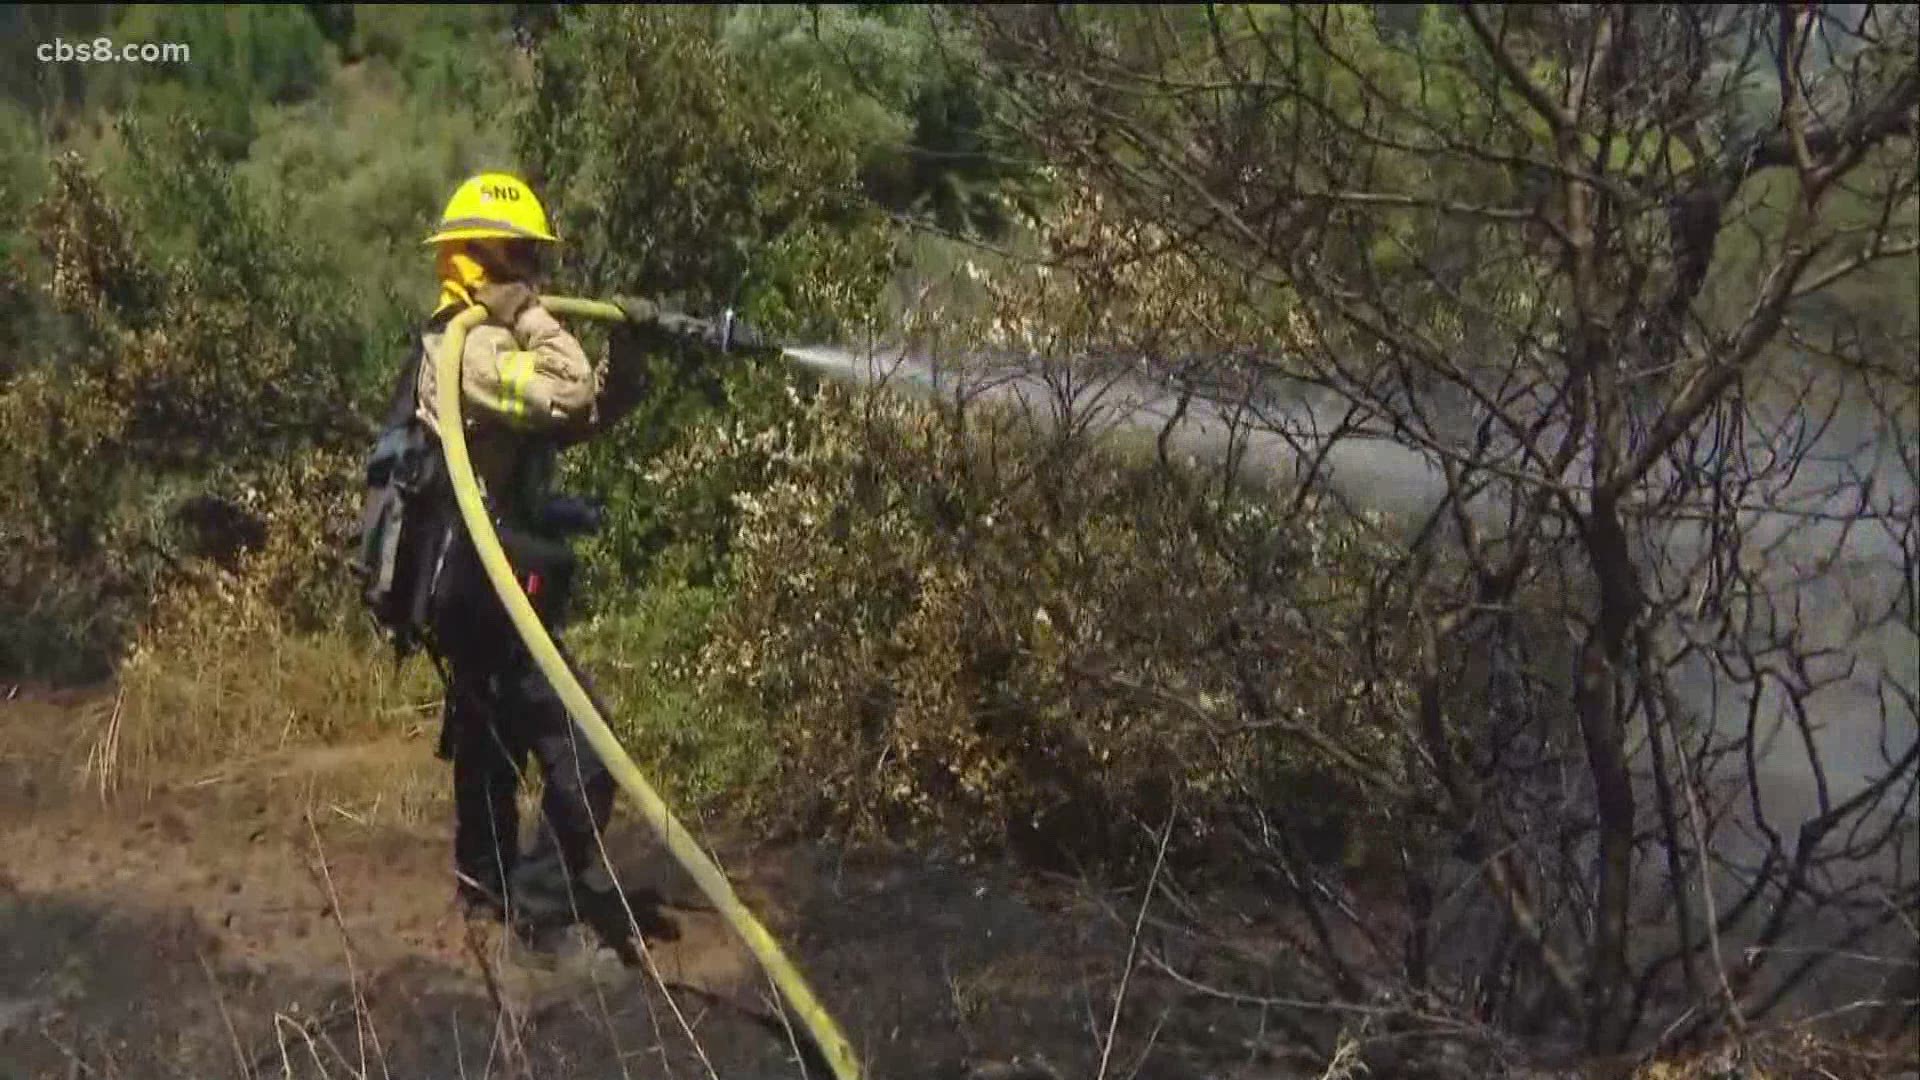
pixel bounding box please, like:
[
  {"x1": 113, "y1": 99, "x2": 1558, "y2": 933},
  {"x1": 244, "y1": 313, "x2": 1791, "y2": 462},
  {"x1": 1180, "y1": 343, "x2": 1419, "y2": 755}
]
[{"x1": 955, "y1": 2, "x2": 1918, "y2": 1066}]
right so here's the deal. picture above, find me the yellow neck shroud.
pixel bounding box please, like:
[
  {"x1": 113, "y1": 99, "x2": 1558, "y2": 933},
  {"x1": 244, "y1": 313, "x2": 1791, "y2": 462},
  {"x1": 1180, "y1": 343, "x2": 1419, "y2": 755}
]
[{"x1": 433, "y1": 247, "x2": 490, "y2": 316}]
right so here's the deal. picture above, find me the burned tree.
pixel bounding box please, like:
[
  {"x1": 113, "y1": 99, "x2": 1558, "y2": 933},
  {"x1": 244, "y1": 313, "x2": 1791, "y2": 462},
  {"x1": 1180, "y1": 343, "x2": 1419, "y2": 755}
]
[{"x1": 967, "y1": 3, "x2": 1918, "y2": 1065}]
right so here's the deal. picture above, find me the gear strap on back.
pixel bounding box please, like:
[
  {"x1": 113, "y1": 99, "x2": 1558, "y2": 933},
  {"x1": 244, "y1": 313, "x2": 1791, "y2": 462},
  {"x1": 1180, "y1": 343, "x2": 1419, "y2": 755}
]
[{"x1": 354, "y1": 310, "x2": 459, "y2": 661}]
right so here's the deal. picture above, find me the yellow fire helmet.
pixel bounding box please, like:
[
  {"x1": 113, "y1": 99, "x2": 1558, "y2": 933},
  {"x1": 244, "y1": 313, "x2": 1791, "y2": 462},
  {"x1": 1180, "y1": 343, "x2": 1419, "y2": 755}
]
[{"x1": 423, "y1": 172, "x2": 559, "y2": 245}]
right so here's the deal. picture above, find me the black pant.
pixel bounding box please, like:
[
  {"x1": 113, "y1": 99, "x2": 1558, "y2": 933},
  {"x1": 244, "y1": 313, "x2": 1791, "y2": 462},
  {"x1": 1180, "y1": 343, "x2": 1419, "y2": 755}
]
[{"x1": 430, "y1": 526, "x2": 613, "y2": 915}]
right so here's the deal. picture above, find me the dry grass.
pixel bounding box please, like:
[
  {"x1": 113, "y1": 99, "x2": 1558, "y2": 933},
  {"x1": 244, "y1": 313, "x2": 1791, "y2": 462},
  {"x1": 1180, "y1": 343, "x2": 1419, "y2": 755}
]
[
  {"x1": 1632, "y1": 1028, "x2": 1919, "y2": 1080},
  {"x1": 86, "y1": 581, "x2": 442, "y2": 814},
  {"x1": 1315, "y1": 1030, "x2": 1370, "y2": 1080}
]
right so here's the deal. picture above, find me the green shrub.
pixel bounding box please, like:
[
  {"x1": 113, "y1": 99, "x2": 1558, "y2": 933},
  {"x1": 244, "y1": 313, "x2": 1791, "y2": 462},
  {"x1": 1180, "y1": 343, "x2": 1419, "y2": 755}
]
[
  {"x1": 87, "y1": 6, "x2": 336, "y2": 158},
  {"x1": 672, "y1": 382, "x2": 1411, "y2": 871},
  {"x1": 352, "y1": 4, "x2": 516, "y2": 108},
  {"x1": 2, "y1": 122, "x2": 381, "y2": 678},
  {"x1": 565, "y1": 579, "x2": 773, "y2": 814},
  {"x1": 517, "y1": 5, "x2": 894, "y2": 338},
  {"x1": 237, "y1": 52, "x2": 515, "y2": 345},
  {"x1": 565, "y1": 352, "x2": 817, "y2": 598},
  {"x1": 523, "y1": 4, "x2": 898, "y2": 675},
  {"x1": 716, "y1": 6, "x2": 1026, "y2": 239}
]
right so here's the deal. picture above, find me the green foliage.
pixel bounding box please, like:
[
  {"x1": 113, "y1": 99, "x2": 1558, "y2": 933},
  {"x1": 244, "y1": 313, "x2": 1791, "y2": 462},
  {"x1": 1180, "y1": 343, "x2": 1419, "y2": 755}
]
[
  {"x1": 91, "y1": 5, "x2": 336, "y2": 158},
  {"x1": 1, "y1": 103, "x2": 59, "y2": 373},
  {"x1": 719, "y1": 6, "x2": 1021, "y2": 237},
  {"x1": 349, "y1": 4, "x2": 518, "y2": 110},
  {"x1": 566, "y1": 352, "x2": 815, "y2": 599},
  {"x1": 0, "y1": 5, "x2": 118, "y2": 114},
  {"x1": 518, "y1": 5, "x2": 895, "y2": 338},
  {"x1": 0, "y1": 100, "x2": 48, "y2": 217},
  {"x1": 566, "y1": 579, "x2": 773, "y2": 813},
  {"x1": 675, "y1": 383, "x2": 1410, "y2": 869},
  {"x1": 522, "y1": 5, "x2": 903, "y2": 668},
  {"x1": 1, "y1": 121, "x2": 378, "y2": 676},
  {"x1": 237, "y1": 60, "x2": 516, "y2": 342},
  {"x1": 100, "y1": 116, "x2": 369, "y2": 460},
  {"x1": 303, "y1": 3, "x2": 354, "y2": 54}
]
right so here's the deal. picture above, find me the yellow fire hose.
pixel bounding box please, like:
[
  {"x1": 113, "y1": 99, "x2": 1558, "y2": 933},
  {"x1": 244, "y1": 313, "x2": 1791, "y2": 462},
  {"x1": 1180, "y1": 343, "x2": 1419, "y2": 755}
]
[{"x1": 435, "y1": 296, "x2": 862, "y2": 1080}]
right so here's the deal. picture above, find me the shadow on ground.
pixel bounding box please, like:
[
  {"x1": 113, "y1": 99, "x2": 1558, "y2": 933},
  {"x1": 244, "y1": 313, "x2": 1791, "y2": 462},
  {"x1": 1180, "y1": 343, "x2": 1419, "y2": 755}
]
[{"x1": 1, "y1": 692, "x2": 1176, "y2": 1080}]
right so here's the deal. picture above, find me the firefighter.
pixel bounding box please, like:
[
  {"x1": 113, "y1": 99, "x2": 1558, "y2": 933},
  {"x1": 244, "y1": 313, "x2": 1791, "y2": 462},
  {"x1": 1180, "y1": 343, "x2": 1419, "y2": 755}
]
[{"x1": 413, "y1": 172, "x2": 671, "y2": 959}]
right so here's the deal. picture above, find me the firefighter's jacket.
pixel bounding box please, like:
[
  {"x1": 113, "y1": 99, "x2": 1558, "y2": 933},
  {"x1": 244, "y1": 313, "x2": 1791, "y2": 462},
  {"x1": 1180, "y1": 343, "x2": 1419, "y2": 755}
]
[{"x1": 414, "y1": 302, "x2": 641, "y2": 525}]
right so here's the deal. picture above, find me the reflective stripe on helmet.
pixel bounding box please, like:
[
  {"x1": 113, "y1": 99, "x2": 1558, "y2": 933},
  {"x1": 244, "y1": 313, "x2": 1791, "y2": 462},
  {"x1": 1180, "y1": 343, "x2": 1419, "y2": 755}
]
[{"x1": 430, "y1": 216, "x2": 552, "y2": 242}]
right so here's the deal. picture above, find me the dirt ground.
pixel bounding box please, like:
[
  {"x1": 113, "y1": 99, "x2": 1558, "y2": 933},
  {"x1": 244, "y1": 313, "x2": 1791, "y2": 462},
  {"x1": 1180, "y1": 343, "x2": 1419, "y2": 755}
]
[
  {"x1": 0, "y1": 686, "x2": 1278, "y2": 1080},
  {"x1": 6, "y1": 687, "x2": 1914, "y2": 1080}
]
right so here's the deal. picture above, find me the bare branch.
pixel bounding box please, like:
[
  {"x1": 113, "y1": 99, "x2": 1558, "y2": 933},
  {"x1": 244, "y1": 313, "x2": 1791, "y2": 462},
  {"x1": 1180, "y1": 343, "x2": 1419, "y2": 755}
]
[{"x1": 1462, "y1": 5, "x2": 1573, "y2": 134}]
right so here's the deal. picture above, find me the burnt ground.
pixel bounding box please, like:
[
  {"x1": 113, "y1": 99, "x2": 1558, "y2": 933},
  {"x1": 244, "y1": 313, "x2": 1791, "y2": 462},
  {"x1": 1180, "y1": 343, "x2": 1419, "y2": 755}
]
[
  {"x1": 0, "y1": 687, "x2": 1302, "y2": 1080},
  {"x1": 4, "y1": 688, "x2": 1914, "y2": 1080}
]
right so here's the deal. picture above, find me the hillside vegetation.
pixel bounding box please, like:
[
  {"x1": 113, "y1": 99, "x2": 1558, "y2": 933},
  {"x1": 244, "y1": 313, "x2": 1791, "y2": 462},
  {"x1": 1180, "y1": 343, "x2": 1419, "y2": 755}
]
[{"x1": 3, "y1": 5, "x2": 1914, "y2": 1076}]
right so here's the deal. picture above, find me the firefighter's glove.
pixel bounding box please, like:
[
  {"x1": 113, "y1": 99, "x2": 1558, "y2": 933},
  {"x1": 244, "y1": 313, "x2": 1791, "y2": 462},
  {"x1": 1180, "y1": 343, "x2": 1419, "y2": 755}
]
[
  {"x1": 610, "y1": 295, "x2": 738, "y2": 357},
  {"x1": 612, "y1": 295, "x2": 658, "y2": 328},
  {"x1": 655, "y1": 311, "x2": 717, "y2": 344},
  {"x1": 608, "y1": 296, "x2": 661, "y2": 372},
  {"x1": 475, "y1": 282, "x2": 538, "y2": 329},
  {"x1": 603, "y1": 297, "x2": 662, "y2": 419}
]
